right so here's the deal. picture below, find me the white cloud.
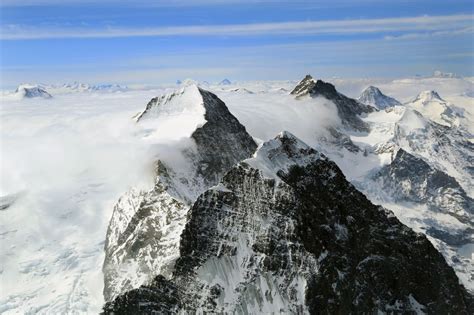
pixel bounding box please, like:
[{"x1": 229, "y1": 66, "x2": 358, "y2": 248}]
[
  {"x1": 1, "y1": 14, "x2": 472, "y2": 40},
  {"x1": 384, "y1": 26, "x2": 474, "y2": 40}
]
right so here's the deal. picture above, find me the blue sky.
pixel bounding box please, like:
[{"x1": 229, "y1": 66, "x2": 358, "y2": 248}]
[{"x1": 0, "y1": 0, "x2": 473, "y2": 88}]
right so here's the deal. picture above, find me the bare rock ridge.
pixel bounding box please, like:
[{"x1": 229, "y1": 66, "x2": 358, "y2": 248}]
[
  {"x1": 102, "y1": 85, "x2": 257, "y2": 302},
  {"x1": 290, "y1": 74, "x2": 316, "y2": 96},
  {"x1": 103, "y1": 132, "x2": 473, "y2": 314},
  {"x1": 292, "y1": 74, "x2": 374, "y2": 132}
]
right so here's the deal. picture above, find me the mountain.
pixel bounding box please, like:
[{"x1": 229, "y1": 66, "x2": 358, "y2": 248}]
[
  {"x1": 15, "y1": 84, "x2": 52, "y2": 99},
  {"x1": 290, "y1": 74, "x2": 316, "y2": 96},
  {"x1": 374, "y1": 148, "x2": 473, "y2": 226},
  {"x1": 219, "y1": 78, "x2": 232, "y2": 85},
  {"x1": 358, "y1": 86, "x2": 401, "y2": 109},
  {"x1": 102, "y1": 84, "x2": 257, "y2": 302},
  {"x1": 433, "y1": 70, "x2": 459, "y2": 79},
  {"x1": 47, "y1": 82, "x2": 128, "y2": 93},
  {"x1": 391, "y1": 107, "x2": 473, "y2": 193},
  {"x1": 104, "y1": 132, "x2": 473, "y2": 314},
  {"x1": 292, "y1": 75, "x2": 374, "y2": 132},
  {"x1": 341, "y1": 103, "x2": 474, "y2": 291},
  {"x1": 407, "y1": 90, "x2": 465, "y2": 128}
]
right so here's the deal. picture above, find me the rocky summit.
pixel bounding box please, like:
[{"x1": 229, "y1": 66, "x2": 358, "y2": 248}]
[
  {"x1": 292, "y1": 76, "x2": 374, "y2": 132},
  {"x1": 102, "y1": 85, "x2": 257, "y2": 302},
  {"x1": 103, "y1": 132, "x2": 473, "y2": 314}
]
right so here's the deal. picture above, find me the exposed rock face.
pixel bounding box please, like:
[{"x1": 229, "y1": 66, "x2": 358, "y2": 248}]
[
  {"x1": 15, "y1": 84, "x2": 52, "y2": 99},
  {"x1": 375, "y1": 148, "x2": 473, "y2": 225},
  {"x1": 358, "y1": 86, "x2": 401, "y2": 109},
  {"x1": 102, "y1": 85, "x2": 257, "y2": 302},
  {"x1": 290, "y1": 74, "x2": 316, "y2": 96},
  {"x1": 103, "y1": 132, "x2": 473, "y2": 314},
  {"x1": 292, "y1": 76, "x2": 374, "y2": 132}
]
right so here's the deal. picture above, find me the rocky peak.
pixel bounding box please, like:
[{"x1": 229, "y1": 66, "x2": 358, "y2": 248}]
[
  {"x1": 245, "y1": 131, "x2": 325, "y2": 179},
  {"x1": 308, "y1": 79, "x2": 340, "y2": 99},
  {"x1": 104, "y1": 132, "x2": 473, "y2": 314},
  {"x1": 358, "y1": 86, "x2": 401, "y2": 109},
  {"x1": 103, "y1": 86, "x2": 257, "y2": 302},
  {"x1": 290, "y1": 74, "x2": 316, "y2": 96},
  {"x1": 291, "y1": 76, "x2": 374, "y2": 132}
]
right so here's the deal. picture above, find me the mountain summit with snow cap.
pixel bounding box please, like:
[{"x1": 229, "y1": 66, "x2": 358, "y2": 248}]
[{"x1": 358, "y1": 86, "x2": 401, "y2": 109}]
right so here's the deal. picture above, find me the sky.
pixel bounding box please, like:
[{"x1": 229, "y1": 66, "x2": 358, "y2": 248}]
[{"x1": 0, "y1": 0, "x2": 473, "y2": 88}]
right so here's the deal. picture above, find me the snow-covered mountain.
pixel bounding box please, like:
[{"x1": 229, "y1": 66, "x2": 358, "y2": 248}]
[
  {"x1": 406, "y1": 90, "x2": 466, "y2": 128},
  {"x1": 2, "y1": 74, "x2": 473, "y2": 313},
  {"x1": 103, "y1": 84, "x2": 257, "y2": 302},
  {"x1": 358, "y1": 86, "x2": 401, "y2": 109},
  {"x1": 219, "y1": 78, "x2": 232, "y2": 85},
  {"x1": 15, "y1": 84, "x2": 52, "y2": 99},
  {"x1": 433, "y1": 70, "x2": 459, "y2": 79},
  {"x1": 374, "y1": 148, "x2": 473, "y2": 224},
  {"x1": 104, "y1": 132, "x2": 473, "y2": 314}
]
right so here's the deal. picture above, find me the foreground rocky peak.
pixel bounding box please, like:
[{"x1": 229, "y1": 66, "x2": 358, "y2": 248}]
[
  {"x1": 358, "y1": 85, "x2": 401, "y2": 109},
  {"x1": 103, "y1": 86, "x2": 257, "y2": 301},
  {"x1": 104, "y1": 131, "x2": 473, "y2": 314}
]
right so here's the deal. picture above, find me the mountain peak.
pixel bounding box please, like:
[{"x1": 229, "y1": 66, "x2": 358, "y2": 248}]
[
  {"x1": 432, "y1": 70, "x2": 459, "y2": 78},
  {"x1": 245, "y1": 131, "x2": 324, "y2": 180},
  {"x1": 366, "y1": 86, "x2": 382, "y2": 94},
  {"x1": 290, "y1": 74, "x2": 316, "y2": 96},
  {"x1": 310, "y1": 79, "x2": 339, "y2": 98},
  {"x1": 219, "y1": 78, "x2": 232, "y2": 85},
  {"x1": 414, "y1": 90, "x2": 444, "y2": 103},
  {"x1": 135, "y1": 84, "x2": 205, "y2": 135},
  {"x1": 358, "y1": 86, "x2": 400, "y2": 109},
  {"x1": 103, "y1": 84, "x2": 257, "y2": 301},
  {"x1": 15, "y1": 84, "x2": 52, "y2": 99},
  {"x1": 291, "y1": 76, "x2": 374, "y2": 131}
]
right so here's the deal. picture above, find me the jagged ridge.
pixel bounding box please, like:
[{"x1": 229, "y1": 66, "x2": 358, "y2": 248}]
[{"x1": 104, "y1": 132, "x2": 473, "y2": 314}]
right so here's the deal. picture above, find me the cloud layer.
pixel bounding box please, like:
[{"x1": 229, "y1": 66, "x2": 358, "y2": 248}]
[{"x1": 1, "y1": 14, "x2": 472, "y2": 40}]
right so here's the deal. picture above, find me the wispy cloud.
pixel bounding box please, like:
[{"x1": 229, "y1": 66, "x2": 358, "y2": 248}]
[
  {"x1": 384, "y1": 26, "x2": 474, "y2": 40},
  {"x1": 1, "y1": 14, "x2": 472, "y2": 40}
]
